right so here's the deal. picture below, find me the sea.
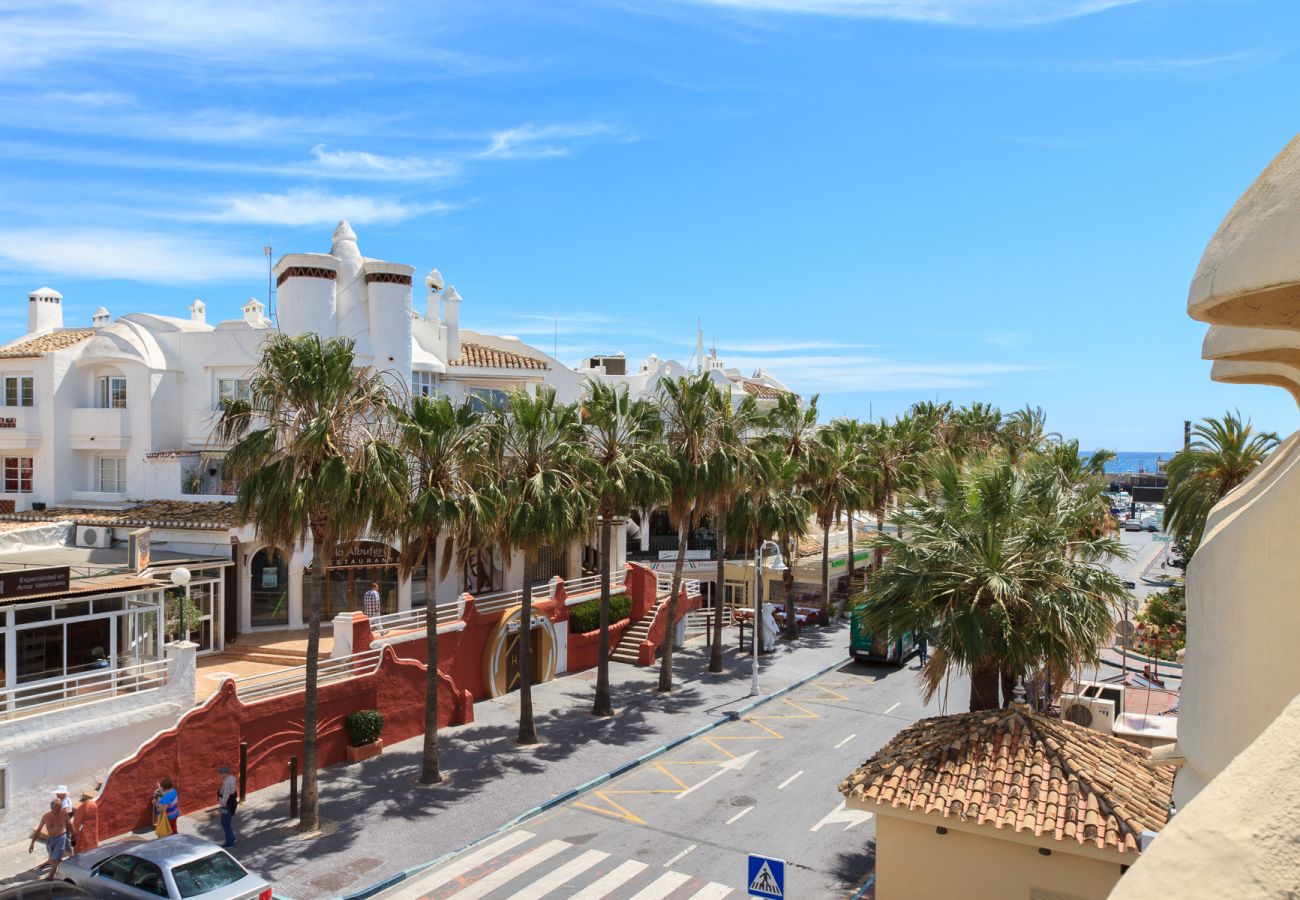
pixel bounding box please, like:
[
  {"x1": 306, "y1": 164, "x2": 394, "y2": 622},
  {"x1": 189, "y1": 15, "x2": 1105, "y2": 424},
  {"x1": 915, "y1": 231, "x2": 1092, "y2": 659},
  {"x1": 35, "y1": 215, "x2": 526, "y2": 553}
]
[{"x1": 1083, "y1": 451, "x2": 1178, "y2": 475}]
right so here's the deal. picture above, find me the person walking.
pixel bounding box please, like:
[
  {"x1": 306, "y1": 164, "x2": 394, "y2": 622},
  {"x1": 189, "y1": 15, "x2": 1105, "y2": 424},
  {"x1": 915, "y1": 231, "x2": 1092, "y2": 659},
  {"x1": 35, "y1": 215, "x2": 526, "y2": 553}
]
[
  {"x1": 216, "y1": 766, "x2": 238, "y2": 849},
  {"x1": 29, "y1": 800, "x2": 69, "y2": 880},
  {"x1": 915, "y1": 628, "x2": 929, "y2": 666},
  {"x1": 53, "y1": 787, "x2": 74, "y2": 852},
  {"x1": 155, "y1": 778, "x2": 180, "y2": 835},
  {"x1": 72, "y1": 791, "x2": 99, "y2": 853},
  {"x1": 363, "y1": 582, "x2": 385, "y2": 634}
]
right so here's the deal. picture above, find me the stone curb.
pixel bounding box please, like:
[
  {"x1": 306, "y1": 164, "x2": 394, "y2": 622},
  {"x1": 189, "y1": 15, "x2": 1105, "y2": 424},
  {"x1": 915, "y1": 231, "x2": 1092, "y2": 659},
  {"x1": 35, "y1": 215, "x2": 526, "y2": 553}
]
[{"x1": 329, "y1": 654, "x2": 852, "y2": 900}]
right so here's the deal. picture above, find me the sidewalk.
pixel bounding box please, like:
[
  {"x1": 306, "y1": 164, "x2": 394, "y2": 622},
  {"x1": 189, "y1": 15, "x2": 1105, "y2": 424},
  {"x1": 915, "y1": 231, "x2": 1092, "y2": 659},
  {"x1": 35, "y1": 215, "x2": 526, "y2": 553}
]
[{"x1": 2, "y1": 624, "x2": 853, "y2": 900}]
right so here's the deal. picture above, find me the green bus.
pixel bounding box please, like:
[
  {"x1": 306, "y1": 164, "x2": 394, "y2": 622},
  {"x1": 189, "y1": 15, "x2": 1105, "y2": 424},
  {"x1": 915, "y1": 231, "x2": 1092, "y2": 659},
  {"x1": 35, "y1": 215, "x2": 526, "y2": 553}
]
[{"x1": 849, "y1": 612, "x2": 917, "y2": 666}]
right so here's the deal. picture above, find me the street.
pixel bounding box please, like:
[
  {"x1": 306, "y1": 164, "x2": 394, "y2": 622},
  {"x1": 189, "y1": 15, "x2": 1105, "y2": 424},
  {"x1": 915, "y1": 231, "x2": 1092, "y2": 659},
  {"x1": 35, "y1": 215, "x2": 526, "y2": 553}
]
[{"x1": 383, "y1": 658, "x2": 947, "y2": 900}]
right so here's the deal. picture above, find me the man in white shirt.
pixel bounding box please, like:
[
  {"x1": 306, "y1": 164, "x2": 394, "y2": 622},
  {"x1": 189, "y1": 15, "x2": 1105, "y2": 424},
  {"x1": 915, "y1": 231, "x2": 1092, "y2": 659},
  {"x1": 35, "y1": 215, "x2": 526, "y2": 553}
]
[{"x1": 217, "y1": 766, "x2": 238, "y2": 849}]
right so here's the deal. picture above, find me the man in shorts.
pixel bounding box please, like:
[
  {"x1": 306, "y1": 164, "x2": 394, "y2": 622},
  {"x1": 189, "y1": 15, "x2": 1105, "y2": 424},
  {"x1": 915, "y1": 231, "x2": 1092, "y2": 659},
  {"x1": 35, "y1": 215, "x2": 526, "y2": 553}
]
[{"x1": 29, "y1": 799, "x2": 69, "y2": 880}]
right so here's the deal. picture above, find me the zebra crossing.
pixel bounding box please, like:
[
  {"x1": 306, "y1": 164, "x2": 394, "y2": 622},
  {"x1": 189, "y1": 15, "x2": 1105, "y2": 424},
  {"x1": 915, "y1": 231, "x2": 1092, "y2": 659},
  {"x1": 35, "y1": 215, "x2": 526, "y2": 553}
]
[{"x1": 385, "y1": 829, "x2": 742, "y2": 900}]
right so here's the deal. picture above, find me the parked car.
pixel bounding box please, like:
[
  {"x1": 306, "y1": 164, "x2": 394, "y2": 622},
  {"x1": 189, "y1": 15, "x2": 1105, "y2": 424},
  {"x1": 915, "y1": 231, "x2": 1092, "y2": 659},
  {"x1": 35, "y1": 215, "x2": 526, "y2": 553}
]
[
  {"x1": 59, "y1": 836, "x2": 270, "y2": 900},
  {"x1": 0, "y1": 883, "x2": 93, "y2": 900},
  {"x1": 1124, "y1": 518, "x2": 1143, "y2": 531}
]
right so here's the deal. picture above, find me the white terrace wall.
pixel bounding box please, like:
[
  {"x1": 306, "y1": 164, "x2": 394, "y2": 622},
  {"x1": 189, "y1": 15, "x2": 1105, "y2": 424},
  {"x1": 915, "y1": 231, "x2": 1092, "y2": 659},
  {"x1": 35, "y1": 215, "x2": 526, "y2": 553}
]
[{"x1": 0, "y1": 643, "x2": 195, "y2": 843}]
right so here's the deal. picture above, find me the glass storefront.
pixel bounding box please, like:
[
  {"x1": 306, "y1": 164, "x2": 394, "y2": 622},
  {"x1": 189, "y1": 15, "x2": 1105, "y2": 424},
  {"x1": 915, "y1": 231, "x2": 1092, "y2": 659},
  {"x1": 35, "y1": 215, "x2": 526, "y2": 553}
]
[
  {"x1": 249, "y1": 548, "x2": 289, "y2": 627},
  {"x1": 310, "y1": 541, "x2": 401, "y2": 618},
  {"x1": 3, "y1": 591, "x2": 163, "y2": 688}
]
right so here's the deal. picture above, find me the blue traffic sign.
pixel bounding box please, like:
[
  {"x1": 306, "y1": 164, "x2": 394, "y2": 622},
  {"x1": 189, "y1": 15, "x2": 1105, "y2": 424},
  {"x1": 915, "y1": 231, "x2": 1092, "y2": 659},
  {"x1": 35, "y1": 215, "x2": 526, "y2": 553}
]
[{"x1": 748, "y1": 853, "x2": 785, "y2": 899}]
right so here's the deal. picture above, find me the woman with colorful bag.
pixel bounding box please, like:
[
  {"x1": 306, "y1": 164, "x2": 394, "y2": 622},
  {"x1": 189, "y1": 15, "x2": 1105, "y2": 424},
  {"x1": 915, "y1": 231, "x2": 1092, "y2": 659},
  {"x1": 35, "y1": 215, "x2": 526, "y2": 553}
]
[{"x1": 153, "y1": 779, "x2": 179, "y2": 836}]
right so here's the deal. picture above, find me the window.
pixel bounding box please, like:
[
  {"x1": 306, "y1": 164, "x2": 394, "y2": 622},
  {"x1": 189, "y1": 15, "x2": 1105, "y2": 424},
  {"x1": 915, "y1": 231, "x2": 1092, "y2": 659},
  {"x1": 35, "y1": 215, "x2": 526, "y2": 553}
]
[
  {"x1": 97, "y1": 855, "x2": 137, "y2": 885},
  {"x1": 411, "y1": 371, "x2": 437, "y2": 399},
  {"x1": 217, "y1": 378, "x2": 251, "y2": 407},
  {"x1": 171, "y1": 852, "x2": 248, "y2": 898},
  {"x1": 124, "y1": 859, "x2": 168, "y2": 898},
  {"x1": 97, "y1": 375, "x2": 127, "y2": 409},
  {"x1": 98, "y1": 457, "x2": 127, "y2": 493},
  {"x1": 2, "y1": 456, "x2": 32, "y2": 493},
  {"x1": 2, "y1": 376, "x2": 33, "y2": 407},
  {"x1": 467, "y1": 388, "x2": 508, "y2": 412}
]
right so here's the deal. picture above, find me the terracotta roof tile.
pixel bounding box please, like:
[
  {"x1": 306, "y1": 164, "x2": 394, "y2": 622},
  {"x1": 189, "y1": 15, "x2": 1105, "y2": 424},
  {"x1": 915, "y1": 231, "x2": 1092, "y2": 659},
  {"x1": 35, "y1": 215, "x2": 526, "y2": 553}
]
[
  {"x1": 838, "y1": 706, "x2": 1174, "y2": 854},
  {"x1": 0, "y1": 500, "x2": 237, "y2": 531},
  {"x1": 730, "y1": 377, "x2": 785, "y2": 399},
  {"x1": 451, "y1": 342, "x2": 548, "y2": 370},
  {"x1": 0, "y1": 329, "x2": 95, "y2": 359}
]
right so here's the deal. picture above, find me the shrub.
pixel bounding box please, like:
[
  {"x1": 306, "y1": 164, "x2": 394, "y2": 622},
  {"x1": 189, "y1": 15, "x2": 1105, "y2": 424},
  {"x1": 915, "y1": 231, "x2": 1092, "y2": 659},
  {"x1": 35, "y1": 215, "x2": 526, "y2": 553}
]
[
  {"x1": 345, "y1": 709, "x2": 384, "y2": 747},
  {"x1": 569, "y1": 593, "x2": 632, "y2": 635}
]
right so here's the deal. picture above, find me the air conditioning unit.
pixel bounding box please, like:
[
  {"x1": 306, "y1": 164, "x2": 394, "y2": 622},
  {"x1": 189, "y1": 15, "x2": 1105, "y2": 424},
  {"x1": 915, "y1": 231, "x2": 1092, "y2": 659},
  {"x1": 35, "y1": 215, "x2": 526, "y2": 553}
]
[
  {"x1": 1060, "y1": 682, "x2": 1126, "y2": 735},
  {"x1": 76, "y1": 525, "x2": 112, "y2": 549}
]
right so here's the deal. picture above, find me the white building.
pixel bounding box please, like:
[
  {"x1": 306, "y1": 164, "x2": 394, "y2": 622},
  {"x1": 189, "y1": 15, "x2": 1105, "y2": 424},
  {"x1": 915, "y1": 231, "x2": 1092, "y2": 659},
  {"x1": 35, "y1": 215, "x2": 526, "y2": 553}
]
[{"x1": 0, "y1": 222, "x2": 795, "y2": 652}]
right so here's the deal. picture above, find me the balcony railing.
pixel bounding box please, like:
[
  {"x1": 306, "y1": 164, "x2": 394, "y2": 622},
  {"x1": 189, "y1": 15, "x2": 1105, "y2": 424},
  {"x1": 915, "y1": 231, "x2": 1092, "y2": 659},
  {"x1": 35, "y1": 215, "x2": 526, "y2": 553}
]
[
  {"x1": 560, "y1": 570, "x2": 627, "y2": 603},
  {"x1": 655, "y1": 572, "x2": 702, "y2": 598},
  {"x1": 367, "y1": 598, "x2": 467, "y2": 635},
  {"x1": 646, "y1": 535, "x2": 717, "y2": 555},
  {"x1": 0, "y1": 658, "x2": 170, "y2": 722},
  {"x1": 233, "y1": 648, "x2": 383, "y2": 702}
]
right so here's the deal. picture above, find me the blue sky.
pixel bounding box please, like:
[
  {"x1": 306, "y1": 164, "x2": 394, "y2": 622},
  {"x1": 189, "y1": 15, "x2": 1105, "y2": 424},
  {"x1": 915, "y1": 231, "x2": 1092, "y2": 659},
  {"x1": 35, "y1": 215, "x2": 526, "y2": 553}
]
[{"x1": 1, "y1": 0, "x2": 1298, "y2": 450}]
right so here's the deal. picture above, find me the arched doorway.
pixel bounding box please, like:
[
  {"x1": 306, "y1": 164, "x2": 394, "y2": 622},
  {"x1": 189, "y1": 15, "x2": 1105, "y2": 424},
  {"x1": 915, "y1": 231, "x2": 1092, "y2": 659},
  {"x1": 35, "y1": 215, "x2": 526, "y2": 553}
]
[
  {"x1": 483, "y1": 606, "x2": 558, "y2": 698},
  {"x1": 250, "y1": 547, "x2": 289, "y2": 627}
]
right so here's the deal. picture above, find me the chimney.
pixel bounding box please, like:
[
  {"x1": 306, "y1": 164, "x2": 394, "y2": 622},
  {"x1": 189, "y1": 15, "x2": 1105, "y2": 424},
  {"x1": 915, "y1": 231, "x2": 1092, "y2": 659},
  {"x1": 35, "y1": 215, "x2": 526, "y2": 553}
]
[
  {"x1": 442, "y1": 285, "x2": 462, "y2": 362},
  {"x1": 189, "y1": 299, "x2": 206, "y2": 324},
  {"x1": 242, "y1": 297, "x2": 268, "y2": 327},
  {"x1": 27, "y1": 287, "x2": 63, "y2": 333},
  {"x1": 91, "y1": 306, "x2": 111, "y2": 328},
  {"x1": 424, "y1": 269, "x2": 444, "y2": 322}
]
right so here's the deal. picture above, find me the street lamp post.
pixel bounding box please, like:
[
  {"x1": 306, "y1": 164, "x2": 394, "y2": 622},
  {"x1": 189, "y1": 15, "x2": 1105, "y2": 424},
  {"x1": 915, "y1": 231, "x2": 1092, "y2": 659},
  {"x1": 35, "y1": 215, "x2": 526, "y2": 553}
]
[
  {"x1": 750, "y1": 540, "x2": 786, "y2": 697},
  {"x1": 170, "y1": 567, "x2": 192, "y2": 644}
]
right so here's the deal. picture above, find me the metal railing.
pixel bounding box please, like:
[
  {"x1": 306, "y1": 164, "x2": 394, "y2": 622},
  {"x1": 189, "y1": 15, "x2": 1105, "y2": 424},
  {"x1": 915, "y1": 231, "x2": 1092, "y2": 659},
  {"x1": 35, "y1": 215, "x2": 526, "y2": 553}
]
[
  {"x1": 366, "y1": 598, "x2": 466, "y2": 634},
  {"x1": 233, "y1": 648, "x2": 383, "y2": 703},
  {"x1": 654, "y1": 573, "x2": 702, "y2": 598},
  {"x1": 473, "y1": 579, "x2": 565, "y2": 615},
  {"x1": 0, "y1": 658, "x2": 171, "y2": 722},
  {"x1": 561, "y1": 570, "x2": 627, "y2": 602}
]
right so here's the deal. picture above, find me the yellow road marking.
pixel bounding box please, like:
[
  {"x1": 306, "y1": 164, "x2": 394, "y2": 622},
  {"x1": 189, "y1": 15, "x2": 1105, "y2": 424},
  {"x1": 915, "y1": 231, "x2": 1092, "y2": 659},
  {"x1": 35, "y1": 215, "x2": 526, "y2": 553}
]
[{"x1": 569, "y1": 679, "x2": 860, "y2": 824}]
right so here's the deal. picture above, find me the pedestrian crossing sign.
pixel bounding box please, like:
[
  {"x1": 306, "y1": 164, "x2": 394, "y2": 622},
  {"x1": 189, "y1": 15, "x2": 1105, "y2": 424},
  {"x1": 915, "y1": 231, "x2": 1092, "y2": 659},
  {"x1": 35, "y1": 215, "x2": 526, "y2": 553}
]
[{"x1": 747, "y1": 853, "x2": 785, "y2": 899}]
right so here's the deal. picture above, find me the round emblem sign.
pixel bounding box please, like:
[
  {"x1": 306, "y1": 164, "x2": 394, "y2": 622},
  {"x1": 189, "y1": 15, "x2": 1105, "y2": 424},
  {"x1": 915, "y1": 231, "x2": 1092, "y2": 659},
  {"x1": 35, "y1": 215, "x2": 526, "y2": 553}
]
[{"x1": 483, "y1": 605, "x2": 558, "y2": 698}]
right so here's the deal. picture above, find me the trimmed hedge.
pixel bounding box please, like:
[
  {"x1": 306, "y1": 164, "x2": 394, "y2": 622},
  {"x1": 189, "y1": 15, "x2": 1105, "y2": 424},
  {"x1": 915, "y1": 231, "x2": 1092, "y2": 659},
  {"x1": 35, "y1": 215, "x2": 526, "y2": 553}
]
[
  {"x1": 345, "y1": 709, "x2": 384, "y2": 747},
  {"x1": 569, "y1": 593, "x2": 632, "y2": 635}
]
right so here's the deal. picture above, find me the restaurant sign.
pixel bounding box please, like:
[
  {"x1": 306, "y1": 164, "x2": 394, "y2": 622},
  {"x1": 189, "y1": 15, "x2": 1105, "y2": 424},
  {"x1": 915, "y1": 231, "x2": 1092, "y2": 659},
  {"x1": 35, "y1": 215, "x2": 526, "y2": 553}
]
[
  {"x1": 331, "y1": 541, "x2": 400, "y2": 568},
  {"x1": 0, "y1": 566, "x2": 71, "y2": 602}
]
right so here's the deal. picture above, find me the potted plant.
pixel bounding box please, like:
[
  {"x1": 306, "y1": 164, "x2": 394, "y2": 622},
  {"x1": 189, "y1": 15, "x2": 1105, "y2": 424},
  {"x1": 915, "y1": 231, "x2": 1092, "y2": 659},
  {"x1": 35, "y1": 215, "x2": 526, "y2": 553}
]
[{"x1": 345, "y1": 709, "x2": 384, "y2": 762}]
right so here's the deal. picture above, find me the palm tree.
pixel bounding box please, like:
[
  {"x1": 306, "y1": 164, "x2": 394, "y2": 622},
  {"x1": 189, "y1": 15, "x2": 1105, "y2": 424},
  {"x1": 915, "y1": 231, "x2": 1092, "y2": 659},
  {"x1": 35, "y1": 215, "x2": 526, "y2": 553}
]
[
  {"x1": 950, "y1": 402, "x2": 1003, "y2": 462},
  {"x1": 760, "y1": 393, "x2": 820, "y2": 640},
  {"x1": 654, "y1": 374, "x2": 713, "y2": 692},
  {"x1": 488, "y1": 387, "x2": 597, "y2": 743},
  {"x1": 828, "y1": 417, "x2": 869, "y2": 600},
  {"x1": 703, "y1": 385, "x2": 762, "y2": 672},
  {"x1": 806, "y1": 422, "x2": 868, "y2": 625},
  {"x1": 395, "y1": 395, "x2": 494, "y2": 783},
  {"x1": 857, "y1": 452, "x2": 1127, "y2": 711},
  {"x1": 999, "y1": 405, "x2": 1057, "y2": 463},
  {"x1": 1165, "y1": 411, "x2": 1279, "y2": 556},
  {"x1": 858, "y1": 418, "x2": 919, "y2": 574},
  {"x1": 581, "y1": 382, "x2": 667, "y2": 716},
  {"x1": 218, "y1": 334, "x2": 407, "y2": 830}
]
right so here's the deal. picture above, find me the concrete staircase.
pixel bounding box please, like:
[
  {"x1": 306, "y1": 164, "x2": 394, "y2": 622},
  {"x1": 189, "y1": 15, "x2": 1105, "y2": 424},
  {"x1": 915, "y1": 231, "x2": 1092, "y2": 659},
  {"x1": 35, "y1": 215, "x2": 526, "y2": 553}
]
[{"x1": 611, "y1": 599, "x2": 664, "y2": 665}]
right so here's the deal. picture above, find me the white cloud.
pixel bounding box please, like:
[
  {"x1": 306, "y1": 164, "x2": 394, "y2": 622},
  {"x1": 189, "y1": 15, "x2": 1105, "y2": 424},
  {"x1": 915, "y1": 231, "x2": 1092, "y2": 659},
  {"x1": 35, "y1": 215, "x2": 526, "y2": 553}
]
[
  {"x1": 479, "y1": 122, "x2": 620, "y2": 160},
  {"x1": 672, "y1": 0, "x2": 1142, "y2": 26},
  {"x1": 0, "y1": 228, "x2": 262, "y2": 283},
  {"x1": 199, "y1": 188, "x2": 454, "y2": 227},
  {"x1": 42, "y1": 90, "x2": 132, "y2": 106},
  {"x1": 307, "y1": 145, "x2": 459, "y2": 182},
  {"x1": 723, "y1": 353, "x2": 1043, "y2": 392}
]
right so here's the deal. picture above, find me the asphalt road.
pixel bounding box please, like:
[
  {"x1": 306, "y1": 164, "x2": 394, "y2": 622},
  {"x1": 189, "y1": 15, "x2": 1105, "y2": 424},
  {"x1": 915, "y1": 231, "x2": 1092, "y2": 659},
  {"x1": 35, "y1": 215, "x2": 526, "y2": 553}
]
[{"x1": 384, "y1": 658, "x2": 948, "y2": 900}]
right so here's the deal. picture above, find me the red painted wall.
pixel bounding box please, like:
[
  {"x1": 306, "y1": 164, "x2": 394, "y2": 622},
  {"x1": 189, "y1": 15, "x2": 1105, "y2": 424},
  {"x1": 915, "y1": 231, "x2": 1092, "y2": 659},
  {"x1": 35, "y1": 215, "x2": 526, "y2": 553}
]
[
  {"x1": 92, "y1": 646, "x2": 471, "y2": 843},
  {"x1": 567, "y1": 617, "x2": 632, "y2": 672}
]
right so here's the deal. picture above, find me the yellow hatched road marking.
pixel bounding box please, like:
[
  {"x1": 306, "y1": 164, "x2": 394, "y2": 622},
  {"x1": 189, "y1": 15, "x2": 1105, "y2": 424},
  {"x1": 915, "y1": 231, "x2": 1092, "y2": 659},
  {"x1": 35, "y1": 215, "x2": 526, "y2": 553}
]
[{"x1": 568, "y1": 679, "x2": 859, "y2": 823}]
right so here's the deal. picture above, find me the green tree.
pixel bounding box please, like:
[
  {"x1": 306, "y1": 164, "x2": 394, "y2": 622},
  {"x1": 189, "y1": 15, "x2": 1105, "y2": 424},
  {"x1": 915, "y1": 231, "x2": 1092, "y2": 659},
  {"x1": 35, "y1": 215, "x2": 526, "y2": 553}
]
[
  {"x1": 702, "y1": 385, "x2": 762, "y2": 672},
  {"x1": 218, "y1": 334, "x2": 407, "y2": 830},
  {"x1": 760, "y1": 393, "x2": 820, "y2": 640},
  {"x1": 581, "y1": 382, "x2": 667, "y2": 715},
  {"x1": 654, "y1": 374, "x2": 714, "y2": 691},
  {"x1": 857, "y1": 453, "x2": 1127, "y2": 711},
  {"x1": 395, "y1": 395, "x2": 494, "y2": 783},
  {"x1": 858, "y1": 418, "x2": 920, "y2": 574},
  {"x1": 1165, "y1": 411, "x2": 1279, "y2": 557},
  {"x1": 488, "y1": 387, "x2": 597, "y2": 743},
  {"x1": 806, "y1": 422, "x2": 869, "y2": 625}
]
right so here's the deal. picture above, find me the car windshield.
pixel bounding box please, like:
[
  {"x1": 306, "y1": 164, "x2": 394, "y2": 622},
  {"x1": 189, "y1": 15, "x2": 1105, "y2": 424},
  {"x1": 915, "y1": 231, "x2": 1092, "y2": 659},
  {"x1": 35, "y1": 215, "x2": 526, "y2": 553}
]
[{"x1": 169, "y1": 852, "x2": 248, "y2": 898}]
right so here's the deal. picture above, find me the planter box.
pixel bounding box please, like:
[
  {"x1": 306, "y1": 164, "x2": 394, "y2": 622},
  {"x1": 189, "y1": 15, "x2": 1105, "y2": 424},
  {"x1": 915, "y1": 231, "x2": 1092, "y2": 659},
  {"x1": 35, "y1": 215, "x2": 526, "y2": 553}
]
[{"x1": 346, "y1": 739, "x2": 383, "y2": 763}]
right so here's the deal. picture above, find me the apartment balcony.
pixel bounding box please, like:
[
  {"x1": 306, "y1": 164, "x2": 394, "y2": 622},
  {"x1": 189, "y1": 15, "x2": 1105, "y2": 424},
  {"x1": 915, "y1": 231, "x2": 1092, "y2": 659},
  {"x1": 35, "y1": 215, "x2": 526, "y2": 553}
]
[
  {"x1": 0, "y1": 407, "x2": 41, "y2": 450},
  {"x1": 70, "y1": 407, "x2": 130, "y2": 450}
]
